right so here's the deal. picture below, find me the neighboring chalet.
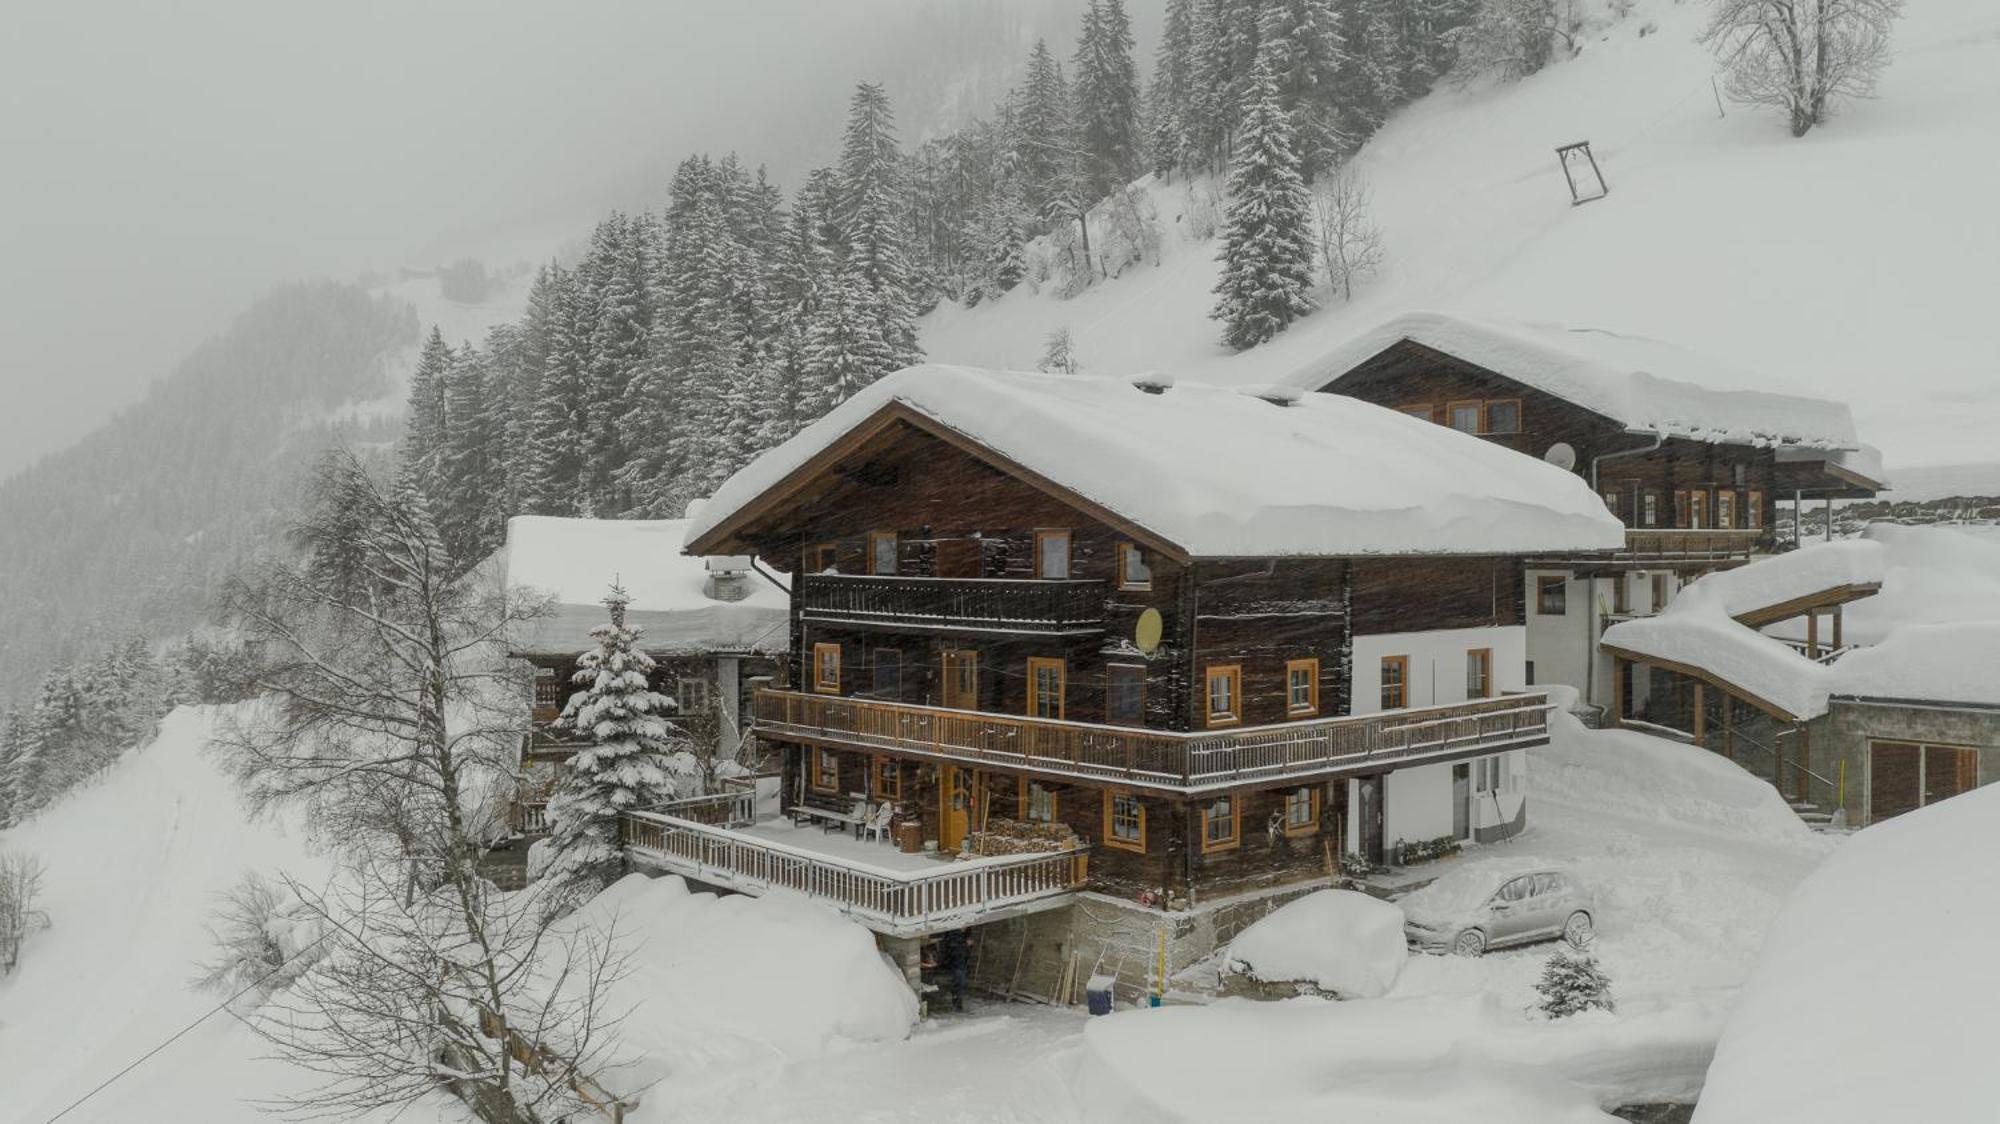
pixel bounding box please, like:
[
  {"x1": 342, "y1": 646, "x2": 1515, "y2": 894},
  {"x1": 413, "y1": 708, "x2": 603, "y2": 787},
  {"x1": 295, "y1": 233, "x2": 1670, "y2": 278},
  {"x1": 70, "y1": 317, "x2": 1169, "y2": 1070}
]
[
  {"x1": 494, "y1": 515, "x2": 789, "y2": 828},
  {"x1": 1290, "y1": 312, "x2": 1885, "y2": 719},
  {"x1": 631, "y1": 363, "x2": 1622, "y2": 999}
]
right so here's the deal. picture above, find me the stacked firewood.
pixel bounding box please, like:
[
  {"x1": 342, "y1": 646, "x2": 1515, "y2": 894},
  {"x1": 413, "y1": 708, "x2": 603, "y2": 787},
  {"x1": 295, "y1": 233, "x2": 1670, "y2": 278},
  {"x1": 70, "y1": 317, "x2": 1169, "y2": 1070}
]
[{"x1": 967, "y1": 817, "x2": 1079, "y2": 856}]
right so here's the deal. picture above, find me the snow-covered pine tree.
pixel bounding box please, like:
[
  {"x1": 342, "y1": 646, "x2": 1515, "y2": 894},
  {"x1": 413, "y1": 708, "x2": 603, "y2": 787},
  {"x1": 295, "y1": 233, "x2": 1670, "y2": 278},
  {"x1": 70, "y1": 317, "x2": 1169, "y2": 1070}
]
[
  {"x1": 0, "y1": 709, "x2": 28, "y2": 828},
  {"x1": 1071, "y1": 0, "x2": 1143, "y2": 200},
  {"x1": 1015, "y1": 40, "x2": 1077, "y2": 221},
  {"x1": 1535, "y1": 946, "x2": 1615, "y2": 1017},
  {"x1": 581, "y1": 212, "x2": 652, "y2": 516},
  {"x1": 1448, "y1": 0, "x2": 1561, "y2": 82},
  {"x1": 836, "y1": 82, "x2": 921, "y2": 370},
  {"x1": 1211, "y1": 54, "x2": 1318, "y2": 351},
  {"x1": 1148, "y1": 0, "x2": 1197, "y2": 175},
  {"x1": 437, "y1": 342, "x2": 506, "y2": 562},
  {"x1": 520, "y1": 265, "x2": 590, "y2": 516},
  {"x1": 398, "y1": 328, "x2": 453, "y2": 503},
  {"x1": 801, "y1": 265, "x2": 895, "y2": 419},
  {"x1": 25, "y1": 666, "x2": 86, "y2": 804},
  {"x1": 1260, "y1": 0, "x2": 1350, "y2": 178},
  {"x1": 535, "y1": 585, "x2": 695, "y2": 906}
]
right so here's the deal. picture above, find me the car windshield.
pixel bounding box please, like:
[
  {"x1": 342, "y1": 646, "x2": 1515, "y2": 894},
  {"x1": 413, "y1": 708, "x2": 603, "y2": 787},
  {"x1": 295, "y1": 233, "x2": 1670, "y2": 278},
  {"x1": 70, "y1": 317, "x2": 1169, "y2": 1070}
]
[{"x1": 1400, "y1": 868, "x2": 1522, "y2": 919}]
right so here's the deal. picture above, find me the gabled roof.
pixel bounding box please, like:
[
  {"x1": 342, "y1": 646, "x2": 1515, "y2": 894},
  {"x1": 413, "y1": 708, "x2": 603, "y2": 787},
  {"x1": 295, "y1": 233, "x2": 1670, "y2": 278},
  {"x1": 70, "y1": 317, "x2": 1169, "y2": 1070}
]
[
  {"x1": 496, "y1": 516, "x2": 789, "y2": 658},
  {"x1": 1289, "y1": 312, "x2": 1860, "y2": 451},
  {"x1": 685, "y1": 364, "x2": 1625, "y2": 560}
]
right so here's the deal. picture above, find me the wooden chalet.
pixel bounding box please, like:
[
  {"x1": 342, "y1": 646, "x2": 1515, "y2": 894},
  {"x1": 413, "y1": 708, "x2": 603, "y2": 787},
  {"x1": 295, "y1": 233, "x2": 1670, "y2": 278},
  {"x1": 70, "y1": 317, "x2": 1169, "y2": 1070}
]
[
  {"x1": 630, "y1": 362, "x2": 1623, "y2": 967},
  {"x1": 1291, "y1": 312, "x2": 1885, "y2": 717}
]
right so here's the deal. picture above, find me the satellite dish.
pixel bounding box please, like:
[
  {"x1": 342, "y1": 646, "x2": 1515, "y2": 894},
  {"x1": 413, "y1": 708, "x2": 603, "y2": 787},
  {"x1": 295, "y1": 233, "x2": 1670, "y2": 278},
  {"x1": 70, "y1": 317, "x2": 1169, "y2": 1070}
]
[
  {"x1": 1544, "y1": 442, "x2": 1578, "y2": 472},
  {"x1": 1134, "y1": 608, "x2": 1163, "y2": 654}
]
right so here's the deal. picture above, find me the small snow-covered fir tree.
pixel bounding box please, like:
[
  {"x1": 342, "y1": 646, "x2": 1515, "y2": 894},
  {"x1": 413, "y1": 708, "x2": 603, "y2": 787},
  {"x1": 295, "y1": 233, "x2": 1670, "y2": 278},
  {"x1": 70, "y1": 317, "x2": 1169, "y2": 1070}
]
[
  {"x1": 1210, "y1": 53, "x2": 1318, "y2": 351},
  {"x1": 1535, "y1": 945, "x2": 1615, "y2": 1018},
  {"x1": 535, "y1": 584, "x2": 696, "y2": 907}
]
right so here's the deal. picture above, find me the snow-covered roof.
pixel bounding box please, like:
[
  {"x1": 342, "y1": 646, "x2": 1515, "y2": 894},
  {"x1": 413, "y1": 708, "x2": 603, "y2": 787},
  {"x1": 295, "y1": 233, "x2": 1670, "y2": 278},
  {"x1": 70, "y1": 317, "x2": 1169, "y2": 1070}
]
[
  {"x1": 1289, "y1": 312, "x2": 1861, "y2": 451},
  {"x1": 1699, "y1": 783, "x2": 2000, "y2": 1123},
  {"x1": 1683, "y1": 540, "x2": 1884, "y2": 621},
  {"x1": 1775, "y1": 442, "x2": 1888, "y2": 490},
  {"x1": 497, "y1": 516, "x2": 790, "y2": 657},
  {"x1": 687, "y1": 364, "x2": 1627, "y2": 560}
]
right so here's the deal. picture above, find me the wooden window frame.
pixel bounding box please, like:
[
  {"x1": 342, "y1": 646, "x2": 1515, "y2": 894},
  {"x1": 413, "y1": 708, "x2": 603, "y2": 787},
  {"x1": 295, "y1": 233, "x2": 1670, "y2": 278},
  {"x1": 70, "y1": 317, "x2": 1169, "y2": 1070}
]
[
  {"x1": 1018, "y1": 777, "x2": 1059, "y2": 824},
  {"x1": 1536, "y1": 576, "x2": 1567, "y2": 615},
  {"x1": 1446, "y1": 399, "x2": 1482, "y2": 434},
  {"x1": 1106, "y1": 663, "x2": 1146, "y2": 727},
  {"x1": 866, "y1": 530, "x2": 898, "y2": 576},
  {"x1": 1643, "y1": 492, "x2": 1659, "y2": 527},
  {"x1": 1103, "y1": 790, "x2": 1146, "y2": 853},
  {"x1": 1117, "y1": 542, "x2": 1152, "y2": 590},
  {"x1": 1689, "y1": 490, "x2": 1708, "y2": 530},
  {"x1": 1380, "y1": 655, "x2": 1409, "y2": 710},
  {"x1": 941, "y1": 649, "x2": 978, "y2": 710},
  {"x1": 1034, "y1": 529, "x2": 1072, "y2": 579},
  {"x1": 1715, "y1": 490, "x2": 1736, "y2": 530},
  {"x1": 1284, "y1": 786, "x2": 1320, "y2": 837},
  {"x1": 873, "y1": 755, "x2": 901, "y2": 800},
  {"x1": 1284, "y1": 658, "x2": 1320, "y2": 717},
  {"x1": 811, "y1": 746, "x2": 840, "y2": 793},
  {"x1": 1200, "y1": 793, "x2": 1241, "y2": 853},
  {"x1": 1466, "y1": 648, "x2": 1492, "y2": 699},
  {"x1": 804, "y1": 542, "x2": 837, "y2": 573},
  {"x1": 1482, "y1": 398, "x2": 1523, "y2": 435},
  {"x1": 1027, "y1": 656, "x2": 1067, "y2": 720},
  {"x1": 1204, "y1": 664, "x2": 1242, "y2": 728},
  {"x1": 811, "y1": 642, "x2": 841, "y2": 694},
  {"x1": 1397, "y1": 403, "x2": 1434, "y2": 422},
  {"x1": 1747, "y1": 490, "x2": 1764, "y2": 530}
]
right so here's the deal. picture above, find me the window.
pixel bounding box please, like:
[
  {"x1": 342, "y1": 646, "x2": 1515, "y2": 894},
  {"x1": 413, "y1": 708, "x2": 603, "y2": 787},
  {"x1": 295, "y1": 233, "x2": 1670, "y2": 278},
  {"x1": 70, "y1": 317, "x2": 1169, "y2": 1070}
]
[
  {"x1": 1483, "y1": 399, "x2": 1522, "y2": 434},
  {"x1": 676, "y1": 678, "x2": 711, "y2": 713},
  {"x1": 1205, "y1": 665, "x2": 1242, "y2": 727},
  {"x1": 1104, "y1": 791, "x2": 1146, "y2": 853},
  {"x1": 1715, "y1": 490, "x2": 1735, "y2": 530},
  {"x1": 532, "y1": 665, "x2": 563, "y2": 714},
  {"x1": 1284, "y1": 787, "x2": 1319, "y2": 836},
  {"x1": 1536, "y1": 576, "x2": 1567, "y2": 615},
  {"x1": 1028, "y1": 657, "x2": 1066, "y2": 719},
  {"x1": 1466, "y1": 649, "x2": 1492, "y2": 699},
  {"x1": 1601, "y1": 490, "x2": 1620, "y2": 518},
  {"x1": 1496, "y1": 876, "x2": 1534, "y2": 904},
  {"x1": 804, "y1": 542, "x2": 837, "y2": 573},
  {"x1": 1475, "y1": 756, "x2": 1502, "y2": 794},
  {"x1": 1397, "y1": 403, "x2": 1434, "y2": 422},
  {"x1": 1379, "y1": 655, "x2": 1409, "y2": 710},
  {"x1": 867, "y1": 531, "x2": 897, "y2": 575},
  {"x1": 1689, "y1": 490, "x2": 1708, "y2": 529},
  {"x1": 1285, "y1": 658, "x2": 1319, "y2": 717},
  {"x1": 1447, "y1": 400, "x2": 1482, "y2": 433},
  {"x1": 812, "y1": 642, "x2": 841, "y2": 694},
  {"x1": 1020, "y1": 779, "x2": 1058, "y2": 824},
  {"x1": 1035, "y1": 529, "x2": 1071, "y2": 579},
  {"x1": 872, "y1": 649, "x2": 902, "y2": 697},
  {"x1": 1201, "y1": 794, "x2": 1240, "y2": 852},
  {"x1": 1651, "y1": 573, "x2": 1669, "y2": 611},
  {"x1": 812, "y1": 747, "x2": 840, "y2": 793},
  {"x1": 1117, "y1": 543, "x2": 1152, "y2": 590},
  {"x1": 873, "y1": 756, "x2": 901, "y2": 800},
  {"x1": 1106, "y1": 664, "x2": 1146, "y2": 726},
  {"x1": 1643, "y1": 492, "x2": 1659, "y2": 527},
  {"x1": 1747, "y1": 490, "x2": 1764, "y2": 530}
]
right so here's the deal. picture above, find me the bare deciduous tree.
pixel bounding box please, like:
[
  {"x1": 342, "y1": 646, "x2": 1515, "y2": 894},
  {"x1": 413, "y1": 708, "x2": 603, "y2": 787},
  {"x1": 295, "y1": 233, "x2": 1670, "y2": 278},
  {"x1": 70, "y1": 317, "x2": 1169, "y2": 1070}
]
[
  {"x1": 212, "y1": 450, "x2": 625, "y2": 1123},
  {"x1": 1311, "y1": 164, "x2": 1386, "y2": 304},
  {"x1": 0, "y1": 850, "x2": 50, "y2": 975},
  {"x1": 1703, "y1": 0, "x2": 1906, "y2": 137}
]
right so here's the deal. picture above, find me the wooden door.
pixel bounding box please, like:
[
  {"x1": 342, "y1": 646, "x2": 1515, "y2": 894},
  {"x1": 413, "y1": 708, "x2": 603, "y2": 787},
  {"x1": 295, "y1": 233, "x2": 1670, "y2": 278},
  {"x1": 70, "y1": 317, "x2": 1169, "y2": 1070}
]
[
  {"x1": 1869, "y1": 741, "x2": 1921, "y2": 822},
  {"x1": 1357, "y1": 775, "x2": 1384, "y2": 866},
  {"x1": 1452, "y1": 763, "x2": 1471, "y2": 840},
  {"x1": 940, "y1": 650, "x2": 978, "y2": 710},
  {"x1": 939, "y1": 764, "x2": 974, "y2": 851},
  {"x1": 1924, "y1": 745, "x2": 1979, "y2": 807}
]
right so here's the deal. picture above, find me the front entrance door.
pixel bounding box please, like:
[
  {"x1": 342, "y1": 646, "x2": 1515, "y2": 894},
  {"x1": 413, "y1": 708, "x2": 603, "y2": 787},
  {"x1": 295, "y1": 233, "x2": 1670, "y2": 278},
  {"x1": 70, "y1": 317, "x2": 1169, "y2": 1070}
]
[
  {"x1": 1925, "y1": 744, "x2": 1979, "y2": 807},
  {"x1": 940, "y1": 764, "x2": 975, "y2": 851},
  {"x1": 1357, "y1": 775, "x2": 1384, "y2": 866},
  {"x1": 1452, "y1": 763, "x2": 1471, "y2": 840},
  {"x1": 941, "y1": 650, "x2": 978, "y2": 710}
]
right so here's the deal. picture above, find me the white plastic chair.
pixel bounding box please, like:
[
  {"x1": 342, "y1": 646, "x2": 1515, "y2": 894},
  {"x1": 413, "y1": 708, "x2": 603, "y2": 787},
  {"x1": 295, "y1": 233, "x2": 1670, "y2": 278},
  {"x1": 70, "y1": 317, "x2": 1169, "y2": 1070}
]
[{"x1": 863, "y1": 800, "x2": 895, "y2": 844}]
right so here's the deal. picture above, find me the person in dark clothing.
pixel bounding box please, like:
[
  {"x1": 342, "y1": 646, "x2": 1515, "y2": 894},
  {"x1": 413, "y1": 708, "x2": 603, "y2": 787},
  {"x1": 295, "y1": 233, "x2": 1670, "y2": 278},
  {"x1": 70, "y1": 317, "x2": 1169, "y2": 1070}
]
[{"x1": 939, "y1": 928, "x2": 972, "y2": 1011}]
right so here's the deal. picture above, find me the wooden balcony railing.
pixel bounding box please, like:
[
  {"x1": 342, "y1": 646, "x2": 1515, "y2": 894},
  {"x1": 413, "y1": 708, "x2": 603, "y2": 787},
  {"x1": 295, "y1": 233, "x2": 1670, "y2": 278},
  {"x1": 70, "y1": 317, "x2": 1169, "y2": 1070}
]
[
  {"x1": 1619, "y1": 528, "x2": 1766, "y2": 563},
  {"x1": 753, "y1": 689, "x2": 1552, "y2": 794},
  {"x1": 619, "y1": 809, "x2": 1089, "y2": 937},
  {"x1": 798, "y1": 574, "x2": 1109, "y2": 635}
]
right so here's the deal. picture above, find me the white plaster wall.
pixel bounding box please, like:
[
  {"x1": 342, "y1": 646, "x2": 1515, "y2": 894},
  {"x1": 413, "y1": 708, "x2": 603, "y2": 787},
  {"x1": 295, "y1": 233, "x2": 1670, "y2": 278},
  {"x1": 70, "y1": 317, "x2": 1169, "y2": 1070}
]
[
  {"x1": 1471, "y1": 750, "x2": 1527, "y2": 832},
  {"x1": 1385, "y1": 762, "x2": 1454, "y2": 845},
  {"x1": 1524, "y1": 568, "x2": 1590, "y2": 698},
  {"x1": 1349, "y1": 625, "x2": 1528, "y2": 716}
]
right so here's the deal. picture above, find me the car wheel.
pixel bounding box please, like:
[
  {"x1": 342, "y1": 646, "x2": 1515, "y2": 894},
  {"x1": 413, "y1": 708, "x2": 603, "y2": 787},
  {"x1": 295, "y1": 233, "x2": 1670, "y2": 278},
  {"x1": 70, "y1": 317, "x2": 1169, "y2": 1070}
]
[
  {"x1": 1452, "y1": 929, "x2": 1487, "y2": 957},
  {"x1": 1562, "y1": 911, "x2": 1594, "y2": 949}
]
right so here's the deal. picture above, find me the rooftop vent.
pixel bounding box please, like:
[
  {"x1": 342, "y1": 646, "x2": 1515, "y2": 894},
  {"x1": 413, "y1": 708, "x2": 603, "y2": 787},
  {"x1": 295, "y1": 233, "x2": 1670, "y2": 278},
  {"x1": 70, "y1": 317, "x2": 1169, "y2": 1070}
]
[
  {"x1": 1130, "y1": 372, "x2": 1175, "y2": 395},
  {"x1": 1238, "y1": 383, "x2": 1304, "y2": 407}
]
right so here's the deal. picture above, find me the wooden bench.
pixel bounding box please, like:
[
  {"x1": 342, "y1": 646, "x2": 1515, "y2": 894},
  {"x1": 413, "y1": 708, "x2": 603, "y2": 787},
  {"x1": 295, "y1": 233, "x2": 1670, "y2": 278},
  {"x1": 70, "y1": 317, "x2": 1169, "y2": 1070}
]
[{"x1": 792, "y1": 791, "x2": 868, "y2": 835}]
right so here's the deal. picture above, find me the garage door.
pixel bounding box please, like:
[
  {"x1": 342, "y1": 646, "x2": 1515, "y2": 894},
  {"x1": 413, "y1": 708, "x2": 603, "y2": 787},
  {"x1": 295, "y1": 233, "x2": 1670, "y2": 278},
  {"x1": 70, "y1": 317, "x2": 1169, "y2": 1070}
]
[{"x1": 1870, "y1": 741, "x2": 1981, "y2": 823}]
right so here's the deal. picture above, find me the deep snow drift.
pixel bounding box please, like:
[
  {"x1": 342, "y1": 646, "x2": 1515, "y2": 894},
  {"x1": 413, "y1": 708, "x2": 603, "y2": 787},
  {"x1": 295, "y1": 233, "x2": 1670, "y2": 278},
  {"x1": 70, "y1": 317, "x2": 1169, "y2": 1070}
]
[
  {"x1": 920, "y1": 0, "x2": 2000, "y2": 472},
  {"x1": 1697, "y1": 783, "x2": 2000, "y2": 1122}
]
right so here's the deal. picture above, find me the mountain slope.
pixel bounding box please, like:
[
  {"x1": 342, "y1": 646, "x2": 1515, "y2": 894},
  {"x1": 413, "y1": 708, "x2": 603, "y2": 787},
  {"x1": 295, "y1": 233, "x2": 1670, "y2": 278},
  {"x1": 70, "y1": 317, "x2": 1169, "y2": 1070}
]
[{"x1": 921, "y1": 0, "x2": 2000, "y2": 474}]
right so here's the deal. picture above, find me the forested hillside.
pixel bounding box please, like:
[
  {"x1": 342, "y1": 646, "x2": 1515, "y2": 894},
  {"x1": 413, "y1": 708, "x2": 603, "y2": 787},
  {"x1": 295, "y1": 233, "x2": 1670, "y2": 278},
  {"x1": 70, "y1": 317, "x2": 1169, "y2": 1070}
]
[{"x1": 0, "y1": 283, "x2": 416, "y2": 705}]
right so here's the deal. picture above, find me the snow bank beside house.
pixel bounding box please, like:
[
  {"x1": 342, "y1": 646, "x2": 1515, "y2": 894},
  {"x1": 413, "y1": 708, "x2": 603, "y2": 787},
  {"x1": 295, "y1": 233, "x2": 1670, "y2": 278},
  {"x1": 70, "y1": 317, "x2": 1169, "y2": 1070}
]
[
  {"x1": 560, "y1": 874, "x2": 917, "y2": 1101},
  {"x1": 1697, "y1": 783, "x2": 2000, "y2": 1122},
  {"x1": 1222, "y1": 889, "x2": 1407, "y2": 998},
  {"x1": 690, "y1": 364, "x2": 1625, "y2": 559}
]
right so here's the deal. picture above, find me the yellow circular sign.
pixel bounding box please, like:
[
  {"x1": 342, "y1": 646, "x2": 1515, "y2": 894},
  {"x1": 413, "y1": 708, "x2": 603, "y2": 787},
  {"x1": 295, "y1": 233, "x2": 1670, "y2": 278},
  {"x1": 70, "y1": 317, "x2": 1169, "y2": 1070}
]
[{"x1": 1134, "y1": 608, "x2": 1163, "y2": 654}]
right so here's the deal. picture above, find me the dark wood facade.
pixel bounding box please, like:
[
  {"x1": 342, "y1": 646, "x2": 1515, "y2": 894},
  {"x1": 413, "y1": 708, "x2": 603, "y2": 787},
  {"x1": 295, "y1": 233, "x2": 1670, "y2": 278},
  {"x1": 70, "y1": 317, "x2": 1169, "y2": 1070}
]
[{"x1": 691, "y1": 409, "x2": 1546, "y2": 904}]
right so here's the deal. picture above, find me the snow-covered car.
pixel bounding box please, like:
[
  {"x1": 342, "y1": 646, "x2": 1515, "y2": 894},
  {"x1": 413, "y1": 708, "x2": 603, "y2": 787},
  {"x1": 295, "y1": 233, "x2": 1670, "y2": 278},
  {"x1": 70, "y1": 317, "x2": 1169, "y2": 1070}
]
[{"x1": 1400, "y1": 866, "x2": 1596, "y2": 957}]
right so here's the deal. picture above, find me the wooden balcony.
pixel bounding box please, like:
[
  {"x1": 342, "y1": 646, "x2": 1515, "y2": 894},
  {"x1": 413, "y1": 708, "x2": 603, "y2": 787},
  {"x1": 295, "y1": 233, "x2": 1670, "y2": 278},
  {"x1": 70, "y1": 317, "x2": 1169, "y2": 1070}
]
[
  {"x1": 1536, "y1": 528, "x2": 1767, "y2": 572},
  {"x1": 798, "y1": 574, "x2": 1109, "y2": 636},
  {"x1": 619, "y1": 796, "x2": 1088, "y2": 938},
  {"x1": 753, "y1": 688, "x2": 1553, "y2": 796}
]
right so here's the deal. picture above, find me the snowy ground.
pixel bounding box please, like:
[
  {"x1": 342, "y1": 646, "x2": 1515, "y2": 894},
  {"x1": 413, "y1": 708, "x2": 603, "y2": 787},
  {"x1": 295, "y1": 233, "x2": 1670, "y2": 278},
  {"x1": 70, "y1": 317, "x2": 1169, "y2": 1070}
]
[{"x1": 921, "y1": 0, "x2": 2000, "y2": 473}]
